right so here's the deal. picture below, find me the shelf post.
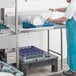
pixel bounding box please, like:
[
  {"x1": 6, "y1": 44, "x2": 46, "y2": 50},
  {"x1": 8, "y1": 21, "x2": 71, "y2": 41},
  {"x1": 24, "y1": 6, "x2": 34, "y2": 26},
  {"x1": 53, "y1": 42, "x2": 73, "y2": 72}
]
[
  {"x1": 60, "y1": 28, "x2": 63, "y2": 70},
  {"x1": 47, "y1": 30, "x2": 50, "y2": 56},
  {"x1": 0, "y1": 8, "x2": 4, "y2": 23},
  {"x1": 15, "y1": 0, "x2": 19, "y2": 69}
]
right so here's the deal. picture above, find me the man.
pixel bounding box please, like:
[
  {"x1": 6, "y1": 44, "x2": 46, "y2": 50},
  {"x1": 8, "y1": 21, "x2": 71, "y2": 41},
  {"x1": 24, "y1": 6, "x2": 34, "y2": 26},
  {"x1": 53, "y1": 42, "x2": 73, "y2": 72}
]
[{"x1": 48, "y1": 0, "x2": 76, "y2": 76}]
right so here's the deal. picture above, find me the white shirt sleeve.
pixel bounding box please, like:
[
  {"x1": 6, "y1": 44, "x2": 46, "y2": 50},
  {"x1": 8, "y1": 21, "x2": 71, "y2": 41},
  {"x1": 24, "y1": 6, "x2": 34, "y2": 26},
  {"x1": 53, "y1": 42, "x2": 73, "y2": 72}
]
[{"x1": 64, "y1": 3, "x2": 76, "y2": 19}]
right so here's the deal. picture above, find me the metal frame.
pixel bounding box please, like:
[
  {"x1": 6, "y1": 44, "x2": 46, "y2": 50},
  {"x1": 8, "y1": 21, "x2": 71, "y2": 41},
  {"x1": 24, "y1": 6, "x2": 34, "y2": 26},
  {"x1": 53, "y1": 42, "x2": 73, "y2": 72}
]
[
  {"x1": 13, "y1": 0, "x2": 65, "y2": 69},
  {"x1": 49, "y1": 27, "x2": 64, "y2": 70},
  {"x1": 15, "y1": 0, "x2": 19, "y2": 69},
  {"x1": 0, "y1": 0, "x2": 65, "y2": 70},
  {"x1": 20, "y1": 25, "x2": 64, "y2": 70}
]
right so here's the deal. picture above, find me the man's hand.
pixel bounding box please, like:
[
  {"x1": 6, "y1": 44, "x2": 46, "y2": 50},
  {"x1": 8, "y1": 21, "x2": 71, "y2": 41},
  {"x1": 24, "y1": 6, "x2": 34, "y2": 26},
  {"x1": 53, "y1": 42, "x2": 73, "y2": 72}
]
[
  {"x1": 49, "y1": 8, "x2": 56, "y2": 12},
  {"x1": 47, "y1": 18, "x2": 53, "y2": 22}
]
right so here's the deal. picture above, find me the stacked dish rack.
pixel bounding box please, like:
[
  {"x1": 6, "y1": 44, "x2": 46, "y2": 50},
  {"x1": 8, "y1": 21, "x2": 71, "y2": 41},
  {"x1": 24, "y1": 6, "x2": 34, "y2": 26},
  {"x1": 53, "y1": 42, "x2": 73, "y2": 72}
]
[{"x1": 0, "y1": 61, "x2": 23, "y2": 76}]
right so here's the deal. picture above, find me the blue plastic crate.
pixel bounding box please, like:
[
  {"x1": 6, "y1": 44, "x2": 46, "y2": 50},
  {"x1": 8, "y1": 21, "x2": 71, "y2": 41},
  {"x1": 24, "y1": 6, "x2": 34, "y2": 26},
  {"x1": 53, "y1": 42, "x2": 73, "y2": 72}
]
[
  {"x1": 19, "y1": 46, "x2": 44, "y2": 57},
  {"x1": 19, "y1": 46, "x2": 45, "y2": 62}
]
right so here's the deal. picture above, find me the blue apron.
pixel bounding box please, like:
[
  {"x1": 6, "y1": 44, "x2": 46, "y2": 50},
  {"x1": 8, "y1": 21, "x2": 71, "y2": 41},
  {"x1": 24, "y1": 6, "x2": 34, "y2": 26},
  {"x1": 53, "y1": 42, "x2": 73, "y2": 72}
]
[{"x1": 66, "y1": 17, "x2": 76, "y2": 71}]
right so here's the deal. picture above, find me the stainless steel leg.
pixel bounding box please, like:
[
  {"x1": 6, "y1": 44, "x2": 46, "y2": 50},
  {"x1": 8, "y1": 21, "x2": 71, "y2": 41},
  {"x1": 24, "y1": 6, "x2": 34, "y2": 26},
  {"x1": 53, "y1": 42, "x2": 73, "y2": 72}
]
[
  {"x1": 47, "y1": 30, "x2": 50, "y2": 56},
  {"x1": 60, "y1": 28, "x2": 63, "y2": 70}
]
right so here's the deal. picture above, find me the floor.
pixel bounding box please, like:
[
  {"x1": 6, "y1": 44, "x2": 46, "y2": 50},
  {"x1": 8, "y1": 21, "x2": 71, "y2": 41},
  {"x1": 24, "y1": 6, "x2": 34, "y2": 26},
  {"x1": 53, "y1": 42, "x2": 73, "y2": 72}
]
[{"x1": 25, "y1": 59, "x2": 69, "y2": 76}]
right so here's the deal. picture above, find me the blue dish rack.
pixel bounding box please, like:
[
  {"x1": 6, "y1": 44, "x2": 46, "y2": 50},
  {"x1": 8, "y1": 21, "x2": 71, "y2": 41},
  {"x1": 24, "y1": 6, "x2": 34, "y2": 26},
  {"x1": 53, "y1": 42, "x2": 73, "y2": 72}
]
[
  {"x1": 19, "y1": 46, "x2": 45, "y2": 63},
  {"x1": 0, "y1": 61, "x2": 23, "y2": 76},
  {"x1": 0, "y1": 24, "x2": 7, "y2": 29},
  {"x1": 22, "y1": 20, "x2": 55, "y2": 29}
]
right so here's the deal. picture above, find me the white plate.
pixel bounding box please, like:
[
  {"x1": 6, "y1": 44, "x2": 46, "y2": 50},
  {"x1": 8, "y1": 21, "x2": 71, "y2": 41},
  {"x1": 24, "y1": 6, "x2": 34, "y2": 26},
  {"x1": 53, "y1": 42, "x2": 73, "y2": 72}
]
[
  {"x1": 0, "y1": 72, "x2": 14, "y2": 76},
  {"x1": 30, "y1": 14, "x2": 44, "y2": 26}
]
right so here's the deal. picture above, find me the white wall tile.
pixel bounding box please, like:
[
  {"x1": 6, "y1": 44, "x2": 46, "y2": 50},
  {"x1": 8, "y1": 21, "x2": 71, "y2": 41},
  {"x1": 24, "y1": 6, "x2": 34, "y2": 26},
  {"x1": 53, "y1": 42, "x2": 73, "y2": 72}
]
[{"x1": 0, "y1": 0, "x2": 15, "y2": 8}]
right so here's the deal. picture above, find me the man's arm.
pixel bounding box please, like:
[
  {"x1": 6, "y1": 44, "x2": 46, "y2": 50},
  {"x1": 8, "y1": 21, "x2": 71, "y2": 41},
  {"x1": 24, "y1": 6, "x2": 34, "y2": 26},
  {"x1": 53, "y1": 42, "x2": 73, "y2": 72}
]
[
  {"x1": 49, "y1": 7, "x2": 66, "y2": 12},
  {"x1": 47, "y1": 16, "x2": 67, "y2": 24}
]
